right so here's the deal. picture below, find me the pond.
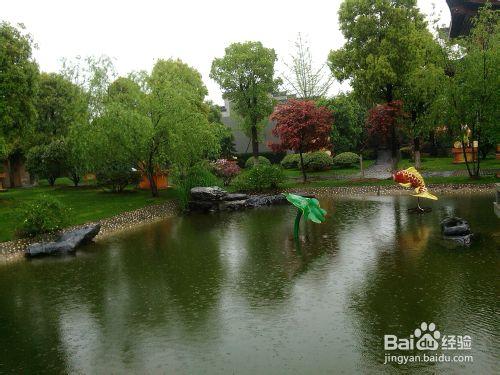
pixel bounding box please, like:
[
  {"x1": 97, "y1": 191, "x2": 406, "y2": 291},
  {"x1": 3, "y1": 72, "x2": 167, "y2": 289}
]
[{"x1": 0, "y1": 194, "x2": 498, "y2": 373}]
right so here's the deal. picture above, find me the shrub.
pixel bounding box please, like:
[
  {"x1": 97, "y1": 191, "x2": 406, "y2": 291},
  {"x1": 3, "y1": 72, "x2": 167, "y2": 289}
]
[
  {"x1": 303, "y1": 151, "x2": 333, "y2": 171},
  {"x1": 400, "y1": 146, "x2": 413, "y2": 160},
  {"x1": 280, "y1": 153, "x2": 300, "y2": 169},
  {"x1": 212, "y1": 159, "x2": 241, "y2": 186},
  {"x1": 173, "y1": 164, "x2": 222, "y2": 208},
  {"x1": 26, "y1": 140, "x2": 68, "y2": 186},
  {"x1": 361, "y1": 148, "x2": 377, "y2": 160},
  {"x1": 231, "y1": 164, "x2": 284, "y2": 192},
  {"x1": 245, "y1": 156, "x2": 271, "y2": 168},
  {"x1": 333, "y1": 152, "x2": 360, "y2": 167},
  {"x1": 236, "y1": 152, "x2": 285, "y2": 167},
  {"x1": 16, "y1": 195, "x2": 69, "y2": 237},
  {"x1": 95, "y1": 161, "x2": 139, "y2": 193}
]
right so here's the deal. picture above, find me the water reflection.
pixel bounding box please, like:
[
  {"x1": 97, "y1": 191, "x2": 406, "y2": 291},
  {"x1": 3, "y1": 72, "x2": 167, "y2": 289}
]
[{"x1": 0, "y1": 194, "x2": 497, "y2": 373}]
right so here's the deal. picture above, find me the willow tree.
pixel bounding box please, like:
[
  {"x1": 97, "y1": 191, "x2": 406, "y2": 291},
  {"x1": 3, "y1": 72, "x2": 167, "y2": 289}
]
[
  {"x1": 210, "y1": 41, "x2": 280, "y2": 161},
  {"x1": 99, "y1": 59, "x2": 219, "y2": 197}
]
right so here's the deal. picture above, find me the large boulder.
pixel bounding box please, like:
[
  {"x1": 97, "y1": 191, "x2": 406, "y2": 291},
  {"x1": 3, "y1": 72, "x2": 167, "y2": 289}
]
[
  {"x1": 190, "y1": 186, "x2": 227, "y2": 201},
  {"x1": 25, "y1": 224, "x2": 101, "y2": 257}
]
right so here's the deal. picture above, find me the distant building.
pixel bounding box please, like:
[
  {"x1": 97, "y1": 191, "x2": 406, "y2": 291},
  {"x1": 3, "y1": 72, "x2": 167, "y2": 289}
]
[
  {"x1": 1, "y1": 159, "x2": 31, "y2": 188},
  {"x1": 220, "y1": 93, "x2": 292, "y2": 154},
  {"x1": 447, "y1": 0, "x2": 500, "y2": 38}
]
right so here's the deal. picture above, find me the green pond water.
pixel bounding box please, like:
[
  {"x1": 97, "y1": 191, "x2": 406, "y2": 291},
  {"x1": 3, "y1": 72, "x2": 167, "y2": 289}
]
[{"x1": 0, "y1": 194, "x2": 498, "y2": 374}]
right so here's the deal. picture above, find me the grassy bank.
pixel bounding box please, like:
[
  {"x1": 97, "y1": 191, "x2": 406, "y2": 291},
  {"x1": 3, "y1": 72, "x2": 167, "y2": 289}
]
[
  {"x1": 398, "y1": 156, "x2": 499, "y2": 171},
  {"x1": 0, "y1": 180, "x2": 177, "y2": 242}
]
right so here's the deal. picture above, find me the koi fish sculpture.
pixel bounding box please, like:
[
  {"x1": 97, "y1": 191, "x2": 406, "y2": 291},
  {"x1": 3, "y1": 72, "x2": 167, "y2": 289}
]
[{"x1": 393, "y1": 167, "x2": 437, "y2": 201}]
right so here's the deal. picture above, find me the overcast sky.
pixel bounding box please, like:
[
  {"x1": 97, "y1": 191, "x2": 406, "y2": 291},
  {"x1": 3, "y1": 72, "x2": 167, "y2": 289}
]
[{"x1": 2, "y1": 0, "x2": 451, "y2": 104}]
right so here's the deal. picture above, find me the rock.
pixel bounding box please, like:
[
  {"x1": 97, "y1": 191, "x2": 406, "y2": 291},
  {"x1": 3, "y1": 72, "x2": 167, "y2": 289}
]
[
  {"x1": 225, "y1": 200, "x2": 248, "y2": 210},
  {"x1": 188, "y1": 200, "x2": 218, "y2": 212},
  {"x1": 25, "y1": 224, "x2": 101, "y2": 257},
  {"x1": 225, "y1": 193, "x2": 249, "y2": 201},
  {"x1": 246, "y1": 194, "x2": 287, "y2": 207},
  {"x1": 441, "y1": 217, "x2": 473, "y2": 246},
  {"x1": 441, "y1": 217, "x2": 471, "y2": 236},
  {"x1": 190, "y1": 186, "x2": 227, "y2": 201}
]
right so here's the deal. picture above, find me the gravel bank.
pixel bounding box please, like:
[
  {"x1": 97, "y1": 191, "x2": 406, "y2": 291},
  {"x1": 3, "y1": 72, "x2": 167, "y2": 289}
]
[
  {"x1": 286, "y1": 183, "x2": 496, "y2": 197},
  {"x1": 0, "y1": 200, "x2": 178, "y2": 263}
]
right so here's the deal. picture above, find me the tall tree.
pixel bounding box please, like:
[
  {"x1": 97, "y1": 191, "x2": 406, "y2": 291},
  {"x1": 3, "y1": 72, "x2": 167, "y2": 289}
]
[
  {"x1": 442, "y1": 5, "x2": 499, "y2": 178},
  {"x1": 0, "y1": 22, "x2": 39, "y2": 186},
  {"x1": 98, "y1": 59, "x2": 219, "y2": 197},
  {"x1": 317, "y1": 92, "x2": 366, "y2": 154},
  {"x1": 210, "y1": 41, "x2": 280, "y2": 161},
  {"x1": 281, "y1": 33, "x2": 333, "y2": 99},
  {"x1": 270, "y1": 99, "x2": 333, "y2": 182},
  {"x1": 328, "y1": 0, "x2": 429, "y2": 167},
  {"x1": 34, "y1": 72, "x2": 87, "y2": 142}
]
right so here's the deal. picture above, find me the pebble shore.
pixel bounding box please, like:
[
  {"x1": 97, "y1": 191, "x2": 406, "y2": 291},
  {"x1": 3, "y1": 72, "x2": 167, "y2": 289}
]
[
  {"x1": 287, "y1": 183, "x2": 496, "y2": 197},
  {"x1": 0, "y1": 183, "x2": 495, "y2": 263},
  {"x1": 0, "y1": 200, "x2": 179, "y2": 264}
]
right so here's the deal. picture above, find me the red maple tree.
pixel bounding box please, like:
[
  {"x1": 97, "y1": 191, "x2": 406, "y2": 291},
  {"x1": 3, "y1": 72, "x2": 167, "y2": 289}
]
[{"x1": 269, "y1": 99, "x2": 333, "y2": 182}]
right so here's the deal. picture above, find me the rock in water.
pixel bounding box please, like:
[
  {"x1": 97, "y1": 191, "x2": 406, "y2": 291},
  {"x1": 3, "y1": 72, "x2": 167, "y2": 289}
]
[
  {"x1": 190, "y1": 186, "x2": 227, "y2": 201},
  {"x1": 440, "y1": 217, "x2": 472, "y2": 245},
  {"x1": 224, "y1": 193, "x2": 249, "y2": 201},
  {"x1": 246, "y1": 194, "x2": 287, "y2": 207},
  {"x1": 25, "y1": 224, "x2": 101, "y2": 257}
]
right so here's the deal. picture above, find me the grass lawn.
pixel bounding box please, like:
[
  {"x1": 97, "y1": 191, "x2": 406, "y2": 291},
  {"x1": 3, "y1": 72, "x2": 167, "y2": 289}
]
[
  {"x1": 283, "y1": 159, "x2": 375, "y2": 179},
  {"x1": 0, "y1": 178, "x2": 177, "y2": 242},
  {"x1": 398, "y1": 156, "x2": 500, "y2": 171}
]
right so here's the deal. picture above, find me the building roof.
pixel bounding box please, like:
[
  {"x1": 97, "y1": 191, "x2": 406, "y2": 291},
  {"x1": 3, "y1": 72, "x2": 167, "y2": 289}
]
[{"x1": 447, "y1": 0, "x2": 500, "y2": 38}]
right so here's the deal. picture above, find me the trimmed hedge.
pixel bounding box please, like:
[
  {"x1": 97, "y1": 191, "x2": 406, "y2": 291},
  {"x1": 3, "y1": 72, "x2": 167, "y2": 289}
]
[
  {"x1": 231, "y1": 164, "x2": 284, "y2": 192},
  {"x1": 333, "y1": 152, "x2": 360, "y2": 167},
  {"x1": 236, "y1": 152, "x2": 285, "y2": 167},
  {"x1": 244, "y1": 156, "x2": 271, "y2": 168},
  {"x1": 280, "y1": 153, "x2": 300, "y2": 169},
  {"x1": 303, "y1": 151, "x2": 333, "y2": 171}
]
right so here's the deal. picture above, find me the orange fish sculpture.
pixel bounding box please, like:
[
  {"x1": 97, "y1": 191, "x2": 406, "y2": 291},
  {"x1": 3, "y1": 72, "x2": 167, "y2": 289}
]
[{"x1": 393, "y1": 167, "x2": 438, "y2": 201}]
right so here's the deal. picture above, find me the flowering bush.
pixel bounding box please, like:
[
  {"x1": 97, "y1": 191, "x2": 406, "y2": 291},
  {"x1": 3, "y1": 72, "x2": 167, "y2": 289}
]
[{"x1": 212, "y1": 159, "x2": 241, "y2": 186}]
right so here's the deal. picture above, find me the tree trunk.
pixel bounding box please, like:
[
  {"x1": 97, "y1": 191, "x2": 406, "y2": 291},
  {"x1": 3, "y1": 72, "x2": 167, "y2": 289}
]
[
  {"x1": 414, "y1": 137, "x2": 421, "y2": 169},
  {"x1": 70, "y1": 172, "x2": 80, "y2": 187},
  {"x1": 359, "y1": 154, "x2": 364, "y2": 178},
  {"x1": 48, "y1": 176, "x2": 56, "y2": 187},
  {"x1": 251, "y1": 125, "x2": 259, "y2": 163},
  {"x1": 147, "y1": 168, "x2": 159, "y2": 197},
  {"x1": 299, "y1": 150, "x2": 307, "y2": 183}
]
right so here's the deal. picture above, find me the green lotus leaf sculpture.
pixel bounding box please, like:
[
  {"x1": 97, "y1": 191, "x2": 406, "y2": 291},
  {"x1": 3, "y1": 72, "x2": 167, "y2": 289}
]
[{"x1": 284, "y1": 193, "x2": 327, "y2": 241}]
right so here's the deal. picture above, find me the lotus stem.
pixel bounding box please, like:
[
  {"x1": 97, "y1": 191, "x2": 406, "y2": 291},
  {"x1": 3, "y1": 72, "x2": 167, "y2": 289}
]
[{"x1": 293, "y1": 209, "x2": 302, "y2": 241}]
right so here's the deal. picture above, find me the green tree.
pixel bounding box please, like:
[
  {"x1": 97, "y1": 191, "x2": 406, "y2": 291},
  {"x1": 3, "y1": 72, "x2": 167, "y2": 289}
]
[
  {"x1": 402, "y1": 63, "x2": 447, "y2": 168},
  {"x1": 317, "y1": 93, "x2": 366, "y2": 154},
  {"x1": 328, "y1": 0, "x2": 429, "y2": 167},
  {"x1": 98, "y1": 59, "x2": 219, "y2": 197},
  {"x1": 282, "y1": 33, "x2": 333, "y2": 99},
  {"x1": 34, "y1": 72, "x2": 87, "y2": 142},
  {"x1": 205, "y1": 100, "x2": 236, "y2": 158},
  {"x1": 26, "y1": 139, "x2": 67, "y2": 186},
  {"x1": 210, "y1": 41, "x2": 280, "y2": 161},
  {"x1": 0, "y1": 22, "x2": 39, "y2": 186},
  {"x1": 443, "y1": 5, "x2": 499, "y2": 177}
]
